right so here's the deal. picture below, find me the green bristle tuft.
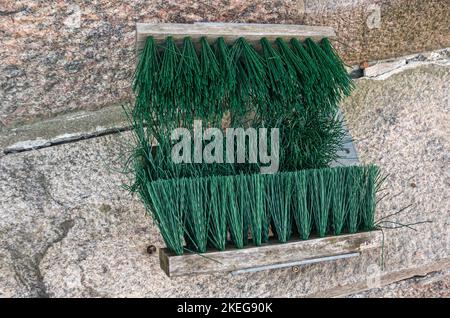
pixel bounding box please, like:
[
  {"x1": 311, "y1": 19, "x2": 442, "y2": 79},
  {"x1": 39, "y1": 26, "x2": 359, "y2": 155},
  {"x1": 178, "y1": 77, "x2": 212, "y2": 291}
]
[
  {"x1": 140, "y1": 165, "x2": 381, "y2": 254},
  {"x1": 289, "y1": 38, "x2": 317, "y2": 78},
  {"x1": 145, "y1": 179, "x2": 185, "y2": 255},
  {"x1": 303, "y1": 38, "x2": 341, "y2": 111},
  {"x1": 178, "y1": 37, "x2": 202, "y2": 117},
  {"x1": 274, "y1": 38, "x2": 310, "y2": 110},
  {"x1": 223, "y1": 176, "x2": 244, "y2": 248},
  {"x1": 266, "y1": 173, "x2": 293, "y2": 242},
  {"x1": 230, "y1": 37, "x2": 268, "y2": 115},
  {"x1": 360, "y1": 165, "x2": 379, "y2": 230},
  {"x1": 320, "y1": 38, "x2": 354, "y2": 97},
  {"x1": 259, "y1": 175, "x2": 270, "y2": 243},
  {"x1": 245, "y1": 174, "x2": 266, "y2": 246},
  {"x1": 293, "y1": 170, "x2": 312, "y2": 240},
  {"x1": 133, "y1": 36, "x2": 159, "y2": 117},
  {"x1": 131, "y1": 36, "x2": 353, "y2": 183},
  {"x1": 184, "y1": 178, "x2": 209, "y2": 253},
  {"x1": 235, "y1": 175, "x2": 251, "y2": 245},
  {"x1": 216, "y1": 37, "x2": 236, "y2": 98},
  {"x1": 158, "y1": 36, "x2": 180, "y2": 114},
  {"x1": 330, "y1": 167, "x2": 348, "y2": 235},
  {"x1": 260, "y1": 37, "x2": 294, "y2": 105},
  {"x1": 346, "y1": 166, "x2": 362, "y2": 233},
  {"x1": 207, "y1": 176, "x2": 227, "y2": 250},
  {"x1": 289, "y1": 38, "x2": 319, "y2": 108},
  {"x1": 309, "y1": 168, "x2": 332, "y2": 237},
  {"x1": 199, "y1": 37, "x2": 222, "y2": 115}
]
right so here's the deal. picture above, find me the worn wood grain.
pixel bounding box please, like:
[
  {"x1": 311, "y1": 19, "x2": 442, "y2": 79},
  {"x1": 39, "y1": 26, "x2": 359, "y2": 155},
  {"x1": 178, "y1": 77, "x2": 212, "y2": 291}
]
[
  {"x1": 159, "y1": 230, "x2": 382, "y2": 277},
  {"x1": 136, "y1": 22, "x2": 336, "y2": 54},
  {"x1": 309, "y1": 258, "x2": 450, "y2": 298}
]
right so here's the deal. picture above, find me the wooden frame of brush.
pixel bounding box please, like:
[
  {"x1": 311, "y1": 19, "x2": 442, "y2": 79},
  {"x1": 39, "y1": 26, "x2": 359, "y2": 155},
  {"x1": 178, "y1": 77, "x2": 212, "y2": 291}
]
[
  {"x1": 135, "y1": 22, "x2": 336, "y2": 54},
  {"x1": 134, "y1": 23, "x2": 381, "y2": 277}
]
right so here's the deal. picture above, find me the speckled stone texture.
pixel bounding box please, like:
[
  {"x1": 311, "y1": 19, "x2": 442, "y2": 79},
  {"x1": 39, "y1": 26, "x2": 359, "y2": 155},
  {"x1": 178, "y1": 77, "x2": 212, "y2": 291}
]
[
  {"x1": 1, "y1": 0, "x2": 449, "y2": 126},
  {"x1": 0, "y1": 62, "x2": 448, "y2": 297}
]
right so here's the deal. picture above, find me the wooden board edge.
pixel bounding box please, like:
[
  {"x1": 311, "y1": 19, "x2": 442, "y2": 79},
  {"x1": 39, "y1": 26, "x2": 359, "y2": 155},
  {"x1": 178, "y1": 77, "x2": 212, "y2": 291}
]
[
  {"x1": 136, "y1": 22, "x2": 336, "y2": 55},
  {"x1": 159, "y1": 230, "x2": 382, "y2": 277}
]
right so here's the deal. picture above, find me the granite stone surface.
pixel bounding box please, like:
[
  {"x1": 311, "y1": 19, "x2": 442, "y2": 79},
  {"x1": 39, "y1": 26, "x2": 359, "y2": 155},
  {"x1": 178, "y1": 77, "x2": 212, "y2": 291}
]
[
  {"x1": 1, "y1": 0, "x2": 449, "y2": 126},
  {"x1": 0, "y1": 62, "x2": 448, "y2": 297},
  {"x1": 348, "y1": 269, "x2": 449, "y2": 298}
]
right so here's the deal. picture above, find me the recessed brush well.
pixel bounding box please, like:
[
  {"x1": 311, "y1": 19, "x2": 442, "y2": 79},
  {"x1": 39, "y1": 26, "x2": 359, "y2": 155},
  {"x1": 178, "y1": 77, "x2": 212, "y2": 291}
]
[{"x1": 130, "y1": 23, "x2": 381, "y2": 277}]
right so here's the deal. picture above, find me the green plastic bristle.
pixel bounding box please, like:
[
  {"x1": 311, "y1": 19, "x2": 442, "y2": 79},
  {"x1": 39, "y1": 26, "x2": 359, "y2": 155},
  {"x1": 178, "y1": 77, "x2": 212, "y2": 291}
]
[
  {"x1": 258, "y1": 175, "x2": 270, "y2": 243},
  {"x1": 289, "y1": 38, "x2": 317, "y2": 79},
  {"x1": 158, "y1": 36, "x2": 180, "y2": 111},
  {"x1": 266, "y1": 173, "x2": 293, "y2": 242},
  {"x1": 260, "y1": 37, "x2": 293, "y2": 105},
  {"x1": 216, "y1": 37, "x2": 236, "y2": 96},
  {"x1": 274, "y1": 38, "x2": 310, "y2": 108},
  {"x1": 289, "y1": 38, "x2": 319, "y2": 107},
  {"x1": 207, "y1": 176, "x2": 227, "y2": 250},
  {"x1": 146, "y1": 179, "x2": 185, "y2": 255},
  {"x1": 330, "y1": 167, "x2": 348, "y2": 235},
  {"x1": 223, "y1": 176, "x2": 244, "y2": 248},
  {"x1": 184, "y1": 177, "x2": 209, "y2": 253},
  {"x1": 303, "y1": 38, "x2": 341, "y2": 111},
  {"x1": 293, "y1": 170, "x2": 312, "y2": 240},
  {"x1": 360, "y1": 165, "x2": 379, "y2": 230},
  {"x1": 231, "y1": 38, "x2": 268, "y2": 113},
  {"x1": 234, "y1": 175, "x2": 251, "y2": 245},
  {"x1": 346, "y1": 166, "x2": 362, "y2": 233},
  {"x1": 309, "y1": 168, "x2": 332, "y2": 237},
  {"x1": 131, "y1": 36, "x2": 352, "y2": 180},
  {"x1": 134, "y1": 36, "x2": 159, "y2": 117},
  {"x1": 199, "y1": 37, "x2": 222, "y2": 115},
  {"x1": 238, "y1": 38, "x2": 267, "y2": 95},
  {"x1": 245, "y1": 174, "x2": 265, "y2": 246},
  {"x1": 178, "y1": 37, "x2": 202, "y2": 116},
  {"x1": 140, "y1": 166, "x2": 381, "y2": 254},
  {"x1": 320, "y1": 38, "x2": 354, "y2": 97}
]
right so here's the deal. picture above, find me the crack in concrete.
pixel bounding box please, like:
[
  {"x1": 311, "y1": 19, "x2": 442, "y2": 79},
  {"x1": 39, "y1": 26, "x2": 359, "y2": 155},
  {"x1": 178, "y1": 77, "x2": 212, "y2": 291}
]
[
  {"x1": 8, "y1": 219, "x2": 75, "y2": 298},
  {"x1": 3, "y1": 125, "x2": 132, "y2": 155},
  {"x1": 2, "y1": 162, "x2": 77, "y2": 297}
]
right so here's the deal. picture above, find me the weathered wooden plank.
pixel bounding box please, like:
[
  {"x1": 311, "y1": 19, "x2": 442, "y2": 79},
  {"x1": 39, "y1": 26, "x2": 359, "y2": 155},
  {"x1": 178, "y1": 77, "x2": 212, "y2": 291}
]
[
  {"x1": 363, "y1": 59, "x2": 407, "y2": 78},
  {"x1": 159, "y1": 230, "x2": 382, "y2": 277},
  {"x1": 136, "y1": 22, "x2": 336, "y2": 54},
  {"x1": 230, "y1": 252, "x2": 360, "y2": 275}
]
